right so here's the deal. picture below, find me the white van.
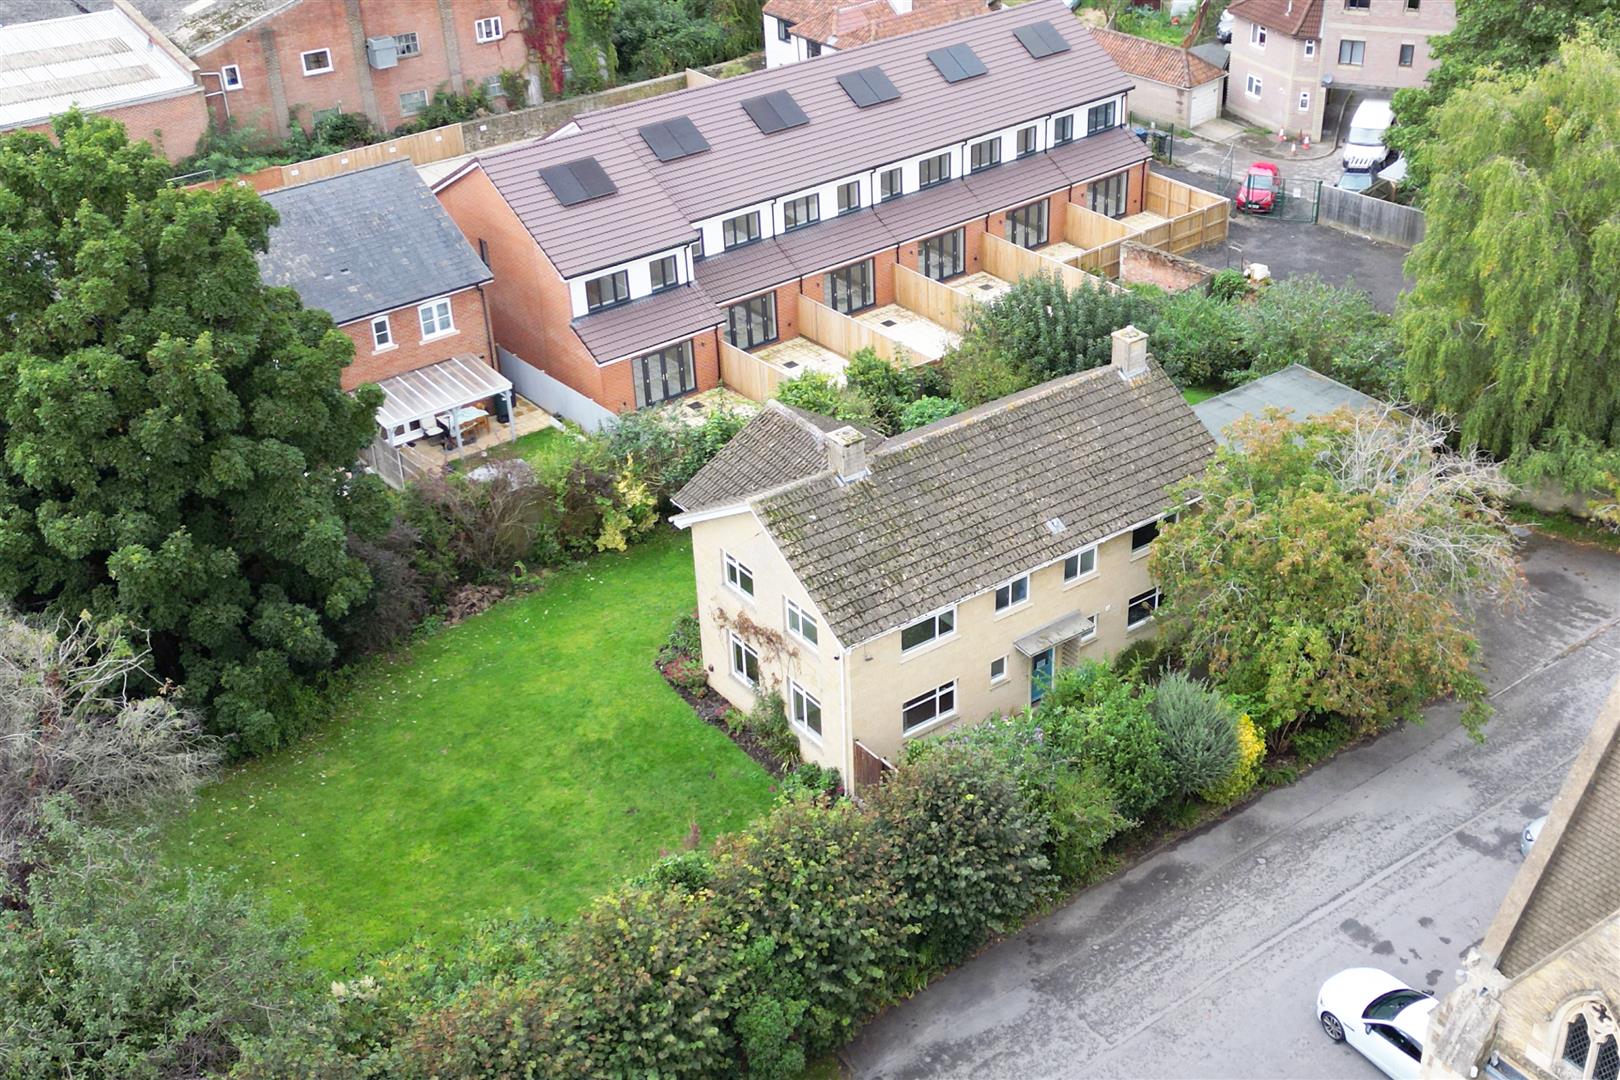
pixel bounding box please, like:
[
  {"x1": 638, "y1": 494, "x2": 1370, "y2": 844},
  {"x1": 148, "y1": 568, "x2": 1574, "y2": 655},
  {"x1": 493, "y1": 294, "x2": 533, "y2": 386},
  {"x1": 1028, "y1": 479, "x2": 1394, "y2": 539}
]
[{"x1": 1342, "y1": 99, "x2": 1394, "y2": 170}]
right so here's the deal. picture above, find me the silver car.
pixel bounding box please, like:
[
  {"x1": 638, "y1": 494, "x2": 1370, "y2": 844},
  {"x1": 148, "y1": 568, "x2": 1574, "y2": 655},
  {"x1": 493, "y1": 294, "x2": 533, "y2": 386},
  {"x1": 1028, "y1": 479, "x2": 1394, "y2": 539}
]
[{"x1": 1520, "y1": 815, "x2": 1546, "y2": 858}]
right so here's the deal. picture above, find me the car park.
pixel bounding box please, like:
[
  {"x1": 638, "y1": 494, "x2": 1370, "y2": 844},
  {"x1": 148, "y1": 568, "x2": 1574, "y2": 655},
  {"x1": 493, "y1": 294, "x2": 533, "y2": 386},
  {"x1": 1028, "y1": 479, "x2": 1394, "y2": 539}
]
[
  {"x1": 1317, "y1": 968, "x2": 1436, "y2": 1080},
  {"x1": 1234, "y1": 161, "x2": 1280, "y2": 213}
]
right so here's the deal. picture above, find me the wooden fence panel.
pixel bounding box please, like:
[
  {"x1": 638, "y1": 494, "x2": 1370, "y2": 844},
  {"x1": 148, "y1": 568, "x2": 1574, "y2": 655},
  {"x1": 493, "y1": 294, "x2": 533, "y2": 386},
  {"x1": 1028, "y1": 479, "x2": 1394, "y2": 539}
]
[
  {"x1": 1318, "y1": 186, "x2": 1426, "y2": 247},
  {"x1": 1065, "y1": 202, "x2": 1130, "y2": 249},
  {"x1": 280, "y1": 125, "x2": 468, "y2": 186},
  {"x1": 981, "y1": 233, "x2": 1111, "y2": 294},
  {"x1": 718, "y1": 340, "x2": 783, "y2": 402},
  {"x1": 894, "y1": 265, "x2": 971, "y2": 334},
  {"x1": 797, "y1": 295, "x2": 900, "y2": 364}
]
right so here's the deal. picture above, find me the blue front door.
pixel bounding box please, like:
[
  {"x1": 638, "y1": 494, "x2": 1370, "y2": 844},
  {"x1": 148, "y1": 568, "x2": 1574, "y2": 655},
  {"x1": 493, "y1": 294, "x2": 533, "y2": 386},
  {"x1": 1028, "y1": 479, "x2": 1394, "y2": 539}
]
[{"x1": 1031, "y1": 647, "x2": 1054, "y2": 704}]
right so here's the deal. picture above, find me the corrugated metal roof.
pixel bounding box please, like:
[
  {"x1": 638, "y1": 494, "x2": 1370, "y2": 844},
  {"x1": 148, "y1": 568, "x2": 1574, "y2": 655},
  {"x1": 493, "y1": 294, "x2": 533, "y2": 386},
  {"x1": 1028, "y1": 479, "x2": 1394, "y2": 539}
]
[{"x1": 0, "y1": 7, "x2": 195, "y2": 129}]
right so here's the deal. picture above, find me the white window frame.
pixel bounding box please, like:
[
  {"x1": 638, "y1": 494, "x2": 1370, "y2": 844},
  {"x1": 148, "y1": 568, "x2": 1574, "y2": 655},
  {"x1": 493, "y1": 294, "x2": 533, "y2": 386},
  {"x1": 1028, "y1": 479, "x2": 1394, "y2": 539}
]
[
  {"x1": 393, "y1": 31, "x2": 421, "y2": 58},
  {"x1": 417, "y1": 297, "x2": 455, "y2": 340},
  {"x1": 901, "y1": 680, "x2": 958, "y2": 736},
  {"x1": 370, "y1": 315, "x2": 393, "y2": 351},
  {"x1": 788, "y1": 680, "x2": 822, "y2": 741},
  {"x1": 399, "y1": 88, "x2": 428, "y2": 116},
  {"x1": 785, "y1": 598, "x2": 818, "y2": 648},
  {"x1": 1250, "y1": 23, "x2": 1267, "y2": 47},
  {"x1": 474, "y1": 16, "x2": 504, "y2": 43},
  {"x1": 989, "y1": 655, "x2": 1008, "y2": 685},
  {"x1": 723, "y1": 552, "x2": 755, "y2": 599},
  {"x1": 1075, "y1": 612, "x2": 1099, "y2": 643},
  {"x1": 1245, "y1": 74, "x2": 1263, "y2": 99},
  {"x1": 220, "y1": 64, "x2": 243, "y2": 90},
  {"x1": 899, "y1": 604, "x2": 956, "y2": 655},
  {"x1": 300, "y1": 48, "x2": 334, "y2": 76},
  {"x1": 994, "y1": 573, "x2": 1031, "y2": 613},
  {"x1": 1303, "y1": 38, "x2": 1317, "y2": 59},
  {"x1": 1126, "y1": 587, "x2": 1161, "y2": 631},
  {"x1": 1062, "y1": 543, "x2": 1098, "y2": 584},
  {"x1": 729, "y1": 632, "x2": 760, "y2": 688}
]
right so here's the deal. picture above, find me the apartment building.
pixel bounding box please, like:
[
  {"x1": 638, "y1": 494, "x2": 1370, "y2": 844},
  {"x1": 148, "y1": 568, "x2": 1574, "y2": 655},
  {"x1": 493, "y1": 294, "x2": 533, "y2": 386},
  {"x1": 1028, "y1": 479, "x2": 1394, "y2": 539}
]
[
  {"x1": 669, "y1": 329, "x2": 1216, "y2": 783},
  {"x1": 762, "y1": 0, "x2": 998, "y2": 68},
  {"x1": 131, "y1": 0, "x2": 529, "y2": 140},
  {"x1": 433, "y1": 0, "x2": 1156, "y2": 414},
  {"x1": 1225, "y1": 0, "x2": 1454, "y2": 141}
]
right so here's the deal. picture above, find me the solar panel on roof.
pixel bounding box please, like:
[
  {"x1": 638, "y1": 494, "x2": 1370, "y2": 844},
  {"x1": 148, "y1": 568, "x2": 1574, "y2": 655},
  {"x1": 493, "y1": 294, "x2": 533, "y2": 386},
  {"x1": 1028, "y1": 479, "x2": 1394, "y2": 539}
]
[
  {"x1": 1013, "y1": 21, "x2": 1071, "y2": 59},
  {"x1": 638, "y1": 116, "x2": 711, "y2": 162},
  {"x1": 538, "y1": 156, "x2": 617, "y2": 207},
  {"x1": 836, "y1": 65, "x2": 900, "y2": 108},
  {"x1": 926, "y1": 43, "x2": 986, "y2": 84},
  {"x1": 741, "y1": 89, "x2": 809, "y2": 134}
]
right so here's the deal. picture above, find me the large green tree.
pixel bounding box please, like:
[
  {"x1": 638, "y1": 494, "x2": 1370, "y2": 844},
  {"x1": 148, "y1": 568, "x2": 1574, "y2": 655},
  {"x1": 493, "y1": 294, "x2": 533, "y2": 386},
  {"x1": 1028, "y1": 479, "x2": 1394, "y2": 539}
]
[
  {"x1": 1389, "y1": 1, "x2": 1620, "y2": 193},
  {"x1": 1398, "y1": 40, "x2": 1620, "y2": 462},
  {"x1": 0, "y1": 111, "x2": 389, "y2": 755}
]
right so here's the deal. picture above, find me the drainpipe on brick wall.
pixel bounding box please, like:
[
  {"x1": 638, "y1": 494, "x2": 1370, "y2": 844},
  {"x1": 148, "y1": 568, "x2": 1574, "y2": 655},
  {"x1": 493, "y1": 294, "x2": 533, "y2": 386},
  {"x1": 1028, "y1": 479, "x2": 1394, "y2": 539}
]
[
  {"x1": 342, "y1": 0, "x2": 383, "y2": 131},
  {"x1": 197, "y1": 71, "x2": 233, "y2": 122},
  {"x1": 261, "y1": 27, "x2": 289, "y2": 139},
  {"x1": 436, "y1": 0, "x2": 465, "y2": 92}
]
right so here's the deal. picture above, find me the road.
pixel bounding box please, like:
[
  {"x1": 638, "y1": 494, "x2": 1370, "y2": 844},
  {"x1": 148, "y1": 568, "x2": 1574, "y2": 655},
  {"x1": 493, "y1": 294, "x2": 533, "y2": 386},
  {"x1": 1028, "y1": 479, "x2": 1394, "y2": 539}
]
[{"x1": 844, "y1": 534, "x2": 1620, "y2": 1079}]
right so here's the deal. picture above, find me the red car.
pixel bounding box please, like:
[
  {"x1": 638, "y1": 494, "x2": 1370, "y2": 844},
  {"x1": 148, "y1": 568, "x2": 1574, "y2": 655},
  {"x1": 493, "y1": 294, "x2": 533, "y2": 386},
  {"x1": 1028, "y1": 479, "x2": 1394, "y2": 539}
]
[{"x1": 1234, "y1": 162, "x2": 1281, "y2": 213}]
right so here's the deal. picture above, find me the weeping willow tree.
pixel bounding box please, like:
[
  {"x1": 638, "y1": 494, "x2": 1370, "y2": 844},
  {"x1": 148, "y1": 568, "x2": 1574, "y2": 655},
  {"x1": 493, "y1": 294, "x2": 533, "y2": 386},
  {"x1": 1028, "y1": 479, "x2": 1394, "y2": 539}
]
[{"x1": 1399, "y1": 39, "x2": 1620, "y2": 464}]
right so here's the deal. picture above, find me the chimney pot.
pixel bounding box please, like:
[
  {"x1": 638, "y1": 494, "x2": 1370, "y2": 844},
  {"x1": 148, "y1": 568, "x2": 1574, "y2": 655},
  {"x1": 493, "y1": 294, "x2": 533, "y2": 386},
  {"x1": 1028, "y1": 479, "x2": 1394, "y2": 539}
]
[
  {"x1": 826, "y1": 426, "x2": 869, "y2": 482},
  {"x1": 1111, "y1": 324, "x2": 1150, "y2": 380}
]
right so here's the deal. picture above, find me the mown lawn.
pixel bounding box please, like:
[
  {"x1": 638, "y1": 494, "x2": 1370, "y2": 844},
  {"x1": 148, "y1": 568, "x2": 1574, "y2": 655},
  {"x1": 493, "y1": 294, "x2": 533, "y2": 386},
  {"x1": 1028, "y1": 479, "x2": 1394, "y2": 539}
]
[
  {"x1": 161, "y1": 528, "x2": 774, "y2": 973},
  {"x1": 1181, "y1": 384, "x2": 1222, "y2": 405}
]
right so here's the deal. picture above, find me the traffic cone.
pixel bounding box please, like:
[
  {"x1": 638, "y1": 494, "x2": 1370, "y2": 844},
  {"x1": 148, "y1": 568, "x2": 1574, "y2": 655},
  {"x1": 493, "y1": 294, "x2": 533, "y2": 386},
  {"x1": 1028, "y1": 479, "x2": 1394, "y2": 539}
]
[{"x1": 1303, "y1": 133, "x2": 1312, "y2": 150}]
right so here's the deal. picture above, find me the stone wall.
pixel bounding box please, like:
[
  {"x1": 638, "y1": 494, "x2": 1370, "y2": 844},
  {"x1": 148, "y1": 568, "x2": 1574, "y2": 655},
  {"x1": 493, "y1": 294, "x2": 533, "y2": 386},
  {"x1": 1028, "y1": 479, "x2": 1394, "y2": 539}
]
[{"x1": 1119, "y1": 241, "x2": 1212, "y2": 293}]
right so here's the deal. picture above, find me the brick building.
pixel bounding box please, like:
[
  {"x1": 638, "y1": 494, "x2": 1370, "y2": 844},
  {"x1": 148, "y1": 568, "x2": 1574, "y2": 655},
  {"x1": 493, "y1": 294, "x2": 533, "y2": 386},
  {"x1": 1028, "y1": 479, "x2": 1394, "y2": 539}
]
[
  {"x1": 0, "y1": 0, "x2": 210, "y2": 164},
  {"x1": 131, "y1": 0, "x2": 530, "y2": 140},
  {"x1": 762, "y1": 0, "x2": 999, "y2": 68}
]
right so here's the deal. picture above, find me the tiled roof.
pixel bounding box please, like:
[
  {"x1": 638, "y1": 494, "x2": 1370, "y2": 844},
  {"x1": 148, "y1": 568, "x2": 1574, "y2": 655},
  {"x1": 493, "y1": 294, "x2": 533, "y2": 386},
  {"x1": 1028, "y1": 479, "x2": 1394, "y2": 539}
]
[
  {"x1": 572, "y1": 0, "x2": 1134, "y2": 224},
  {"x1": 571, "y1": 283, "x2": 723, "y2": 364},
  {"x1": 259, "y1": 161, "x2": 491, "y2": 326},
  {"x1": 869, "y1": 175, "x2": 996, "y2": 243},
  {"x1": 673, "y1": 402, "x2": 884, "y2": 513},
  {"x1": 774, "y1": 207, "x2": 900, "y2": 275},
  {"x1": 1047, "y1": 125, "x2": 1153, "y2": 183},
  {"x1": 962, "y1": 152, "x2": 1070, "y2": 213},
  {"x1": 1091, "y1": 28, "x2": 1225, "y2": 88},
  {"x1": 787, "y1": 0, "x2": 997, "y2": 49},
  {"x1": 475, "y1": 126, "x2": 695, "y2": 280},
  {"x1": 744, "y1": 362, "x2": 1214, "y2": 646},
  {"x1": 1224, "y1": 0, "x2": 1322, "y2": 39},
  {"x1": 693, "y1": 238, "x2": 800, "y2": 302}
]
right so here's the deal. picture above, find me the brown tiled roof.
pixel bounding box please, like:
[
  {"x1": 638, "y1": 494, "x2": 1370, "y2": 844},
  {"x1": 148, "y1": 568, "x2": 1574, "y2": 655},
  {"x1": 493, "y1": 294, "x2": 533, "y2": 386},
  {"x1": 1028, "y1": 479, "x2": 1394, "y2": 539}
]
[
  {"x1": 476, "y1": 127, "x2": 694, "y2": 280},
  {"x1": 870, "y1": 176, "x2": 996, "y2": 243},
  {"x1": 790, "y1": 0, "x2": 997, "y2": 49},
  {"x1": 774, "y1": 207, "x2": 900, "y2": 276},
  {"x1": 1224, "y1": 0, "x2": 1322, "y2": 39},
  {"x1": 694, "y1": 239, "x2": 799, "y2": 303},
  {"x1": 747, "y1": 362, "x2": 1215, "y2": 645},
  {"x1": 962, "y1": 152, "x2": 1070, "y2": 213},
  {"x1": 673, "y1": 402, "x2": 885, "y2": 512},
  {"x1": 1047, "y1": 125, "x2": 1153, "y2": 183},
  {"x1": 1090, "y1": 28, "x2": 1225, "y2": 88},
  {"x1": 571, "y1": 283, "x2": 723, "y2": 364},
  {"x1": 574, "y1": 0, "x2": 1133, "y2": 223},
  {"x1": 762, "y1": 0, "x2": 826, "y2": 23},
  {"x1": 1494, "y1": 677, "x2": 1620, "y2": 978}
]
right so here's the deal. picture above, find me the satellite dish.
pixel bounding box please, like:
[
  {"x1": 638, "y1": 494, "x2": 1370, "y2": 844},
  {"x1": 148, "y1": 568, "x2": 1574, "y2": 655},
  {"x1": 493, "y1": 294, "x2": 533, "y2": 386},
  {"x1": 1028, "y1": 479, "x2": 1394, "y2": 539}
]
[{"x1": 1321, "y1": 73, "x2": 1335, "y2": 86}]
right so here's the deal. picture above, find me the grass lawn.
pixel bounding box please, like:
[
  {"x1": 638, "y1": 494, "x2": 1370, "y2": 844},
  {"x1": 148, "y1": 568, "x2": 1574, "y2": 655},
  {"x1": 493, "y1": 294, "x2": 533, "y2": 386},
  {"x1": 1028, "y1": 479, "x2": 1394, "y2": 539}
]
[
  {"x1": 467, "y1": 425, "x2": 583, "y2": 476},
  {"x1": 1181, "y1": 384, "x2": 1222, "y2": 405},
  {"x1": 161, "y1": 528, "x2": 775, "y2": 973},
  {"x1": 1508, "y1": 505, "x2": 1620, "y2": 554}
]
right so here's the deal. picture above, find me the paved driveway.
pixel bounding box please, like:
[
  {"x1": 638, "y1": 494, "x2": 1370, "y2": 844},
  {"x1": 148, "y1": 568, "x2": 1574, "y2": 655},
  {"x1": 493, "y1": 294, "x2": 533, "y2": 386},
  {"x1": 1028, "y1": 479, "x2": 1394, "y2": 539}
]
[
  {"x1": 1157, "y1": 164, "x2": 1414, "y2": 313},
  {"x1": 844, "y1": 535, "x2": 1620, "y2": 1079}
]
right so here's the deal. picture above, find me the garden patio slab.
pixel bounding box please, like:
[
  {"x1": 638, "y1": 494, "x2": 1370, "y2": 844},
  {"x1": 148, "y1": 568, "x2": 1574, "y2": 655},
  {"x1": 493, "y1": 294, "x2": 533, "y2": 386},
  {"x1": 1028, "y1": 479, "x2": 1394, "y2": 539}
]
[
  {"x1": 757, "y1": 335, "x2": 850, "y2": 383},
  {"x1": 854, "y1": 303, "x2": 960, "y2": 362}
]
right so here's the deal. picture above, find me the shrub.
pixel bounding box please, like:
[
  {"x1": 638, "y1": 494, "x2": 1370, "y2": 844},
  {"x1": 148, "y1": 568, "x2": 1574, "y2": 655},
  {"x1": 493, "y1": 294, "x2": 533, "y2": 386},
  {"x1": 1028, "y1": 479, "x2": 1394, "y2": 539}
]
[
  {"x1": 844, "y1": 347, "x2": 917, "y2": 432},
  {"x1": 1146, "y1": 288, "x2": 1252, "y2": 386},
  {"x1": 601, "y1": 406, "x2": 746, "y2": 499},
  {"x1": 745, "y1": 691, "x2": 801, "y2": 767},
  {"x1": 1150, "y1": 673, "x2": 1240, "y2": 799},
  {"x1": 1039, "y1": 663, "x2": 1172, "y2": 821},
  {"x1": 659, "y1": 611, "x2": 703, "y2": 664},
  {"x1": 900, "y1": 395, "x2": 965, "y2": 430},
  {"x1": 1202, "y1": 713, "x2": 1266, "y2": 805},
  {"x1": 874, "y1": 742, "x2": 1051, "y2": 968},
  {"x1": 1111, "y1": 637, "x2": 1169, "y2": 681},
  {"x1": 1238, "y1": 276, "x2": 1402, "y2": 398},
  {"x1": 774, "y1": 371, "x2": 873, "y2": 425},
  {"x1": 1207, "y1": 268, "x2": 1250, "y2": 302},
  {"x1": 409, "y1": 462, "x2": 541, "y2": 582},
  {"x1": 776, "y1": 761, "x2": 843, "y2": 802},
  {"x1": 339, "y1": 521, "x2": 433, "y2": 658}
]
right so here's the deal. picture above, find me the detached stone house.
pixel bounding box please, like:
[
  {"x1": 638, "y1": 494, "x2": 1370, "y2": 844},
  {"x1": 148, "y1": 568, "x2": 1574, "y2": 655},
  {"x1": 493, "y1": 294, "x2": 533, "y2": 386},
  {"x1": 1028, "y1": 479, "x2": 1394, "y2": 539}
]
[
  {"x1": 670, "y1": 329, "x2": 1216, "y2": 784},
  {"x1": 1091, "y1": 28, "x2": 1227, "y2": 130},
  {"x1": 257, "y1": 160, "x2": 509, "y2": 452},
  {"x1": 1224, "y1": 0, "x2": 1455, "y2": 142},
  {"x1": 1423, "y1": 674, "x2": 1620, "y2": 1080},
  {"x1": 763, "y1": 0, "x2": 1000, "y2": 68}
]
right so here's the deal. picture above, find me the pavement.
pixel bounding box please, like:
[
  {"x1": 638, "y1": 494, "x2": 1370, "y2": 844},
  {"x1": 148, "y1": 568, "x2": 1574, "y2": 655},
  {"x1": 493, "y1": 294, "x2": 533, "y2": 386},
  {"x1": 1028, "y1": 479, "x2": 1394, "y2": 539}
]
[
  {"x1": 1175, "y1": 124, "x2": 1347, "y2": 184},
  {"x1": 843, "y1": 534, "x2": 1620, "y2": 1080}
]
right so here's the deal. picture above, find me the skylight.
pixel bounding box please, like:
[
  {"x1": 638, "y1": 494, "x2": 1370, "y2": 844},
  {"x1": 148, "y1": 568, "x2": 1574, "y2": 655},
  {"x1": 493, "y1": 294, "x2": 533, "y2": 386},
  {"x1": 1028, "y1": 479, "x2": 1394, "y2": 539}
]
[
  {"x1": 537, "y1": 157, "x2": 617, "y2": 207},
  {"x1": 836, "y1": 65, "x2": 900, "y2": 108},
  {"x1": 638, "y1": 116, "x2": 711, "y2": 162},
  {"x1": 741, "y1": 90, "x2": 809, "y2": 134},
  {"x1": 1013, "y1": 21, "x2": 1071, "y2": 60},
  {"x1": 926, "y1": 43, "x2": 988, "y2": 84}
]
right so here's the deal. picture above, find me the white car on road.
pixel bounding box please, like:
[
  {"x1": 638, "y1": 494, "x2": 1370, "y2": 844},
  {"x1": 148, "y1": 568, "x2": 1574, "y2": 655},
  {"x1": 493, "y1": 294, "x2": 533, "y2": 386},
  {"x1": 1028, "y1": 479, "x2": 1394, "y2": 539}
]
[{"x1": 1317, "y1": 968, "x2": 1436, "y2": 1079}]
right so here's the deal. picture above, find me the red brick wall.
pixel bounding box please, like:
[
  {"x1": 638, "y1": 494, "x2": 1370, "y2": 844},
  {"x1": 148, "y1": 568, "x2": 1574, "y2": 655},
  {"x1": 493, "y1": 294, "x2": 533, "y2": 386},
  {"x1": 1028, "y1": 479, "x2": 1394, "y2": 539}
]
[
  {"x1": 18, "y1": 88, "x2": 209, "y2": 164},
  {"x1": 198, "y1": 0, "x2": 528, "y2": 140},
  {"x1": 337, "y1": 285, "x2": 492, "y2": 391},
  {"x1": 897, "y1": 219, "x2": 986, "y2": 279},
  {"x1": 800, "y1": 249, "x2": 898, "y2": 307}
]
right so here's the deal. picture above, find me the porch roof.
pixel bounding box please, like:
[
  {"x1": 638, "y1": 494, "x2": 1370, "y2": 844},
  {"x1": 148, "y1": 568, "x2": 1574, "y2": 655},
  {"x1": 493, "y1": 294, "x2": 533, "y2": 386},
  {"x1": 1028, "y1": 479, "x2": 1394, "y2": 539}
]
[
  {"x1": 374, "y1": 355, "x2": 511, "y2": 429},
  {"x1": 1013, "y1": 610, "x2": 1097, "y2": 656}
]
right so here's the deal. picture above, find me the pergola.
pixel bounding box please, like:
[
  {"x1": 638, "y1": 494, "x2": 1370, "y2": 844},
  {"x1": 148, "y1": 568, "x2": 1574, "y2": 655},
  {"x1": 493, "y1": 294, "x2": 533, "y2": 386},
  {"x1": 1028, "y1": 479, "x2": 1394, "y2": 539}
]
[{"x1": 373, "y1": 354, "x2": 516, "y2": 450}]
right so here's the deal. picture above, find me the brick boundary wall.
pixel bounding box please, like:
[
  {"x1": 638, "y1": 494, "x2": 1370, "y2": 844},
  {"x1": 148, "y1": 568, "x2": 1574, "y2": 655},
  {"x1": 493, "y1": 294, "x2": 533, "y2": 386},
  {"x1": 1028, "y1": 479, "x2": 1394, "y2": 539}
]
[{"x1": 1118, "y1": 240, "x2": 1213, "y2": 293}]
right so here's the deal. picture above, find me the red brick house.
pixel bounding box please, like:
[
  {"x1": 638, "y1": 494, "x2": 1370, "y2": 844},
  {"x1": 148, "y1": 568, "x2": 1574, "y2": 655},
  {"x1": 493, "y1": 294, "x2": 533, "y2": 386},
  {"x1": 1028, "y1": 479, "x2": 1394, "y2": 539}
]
[
  {"x1": 434, "y1": 0, "x2": 1153, "y2": 415},
  {"x1": 258, "y1": 160, "x2": 509, "y2": 452},
  {"x1": 131, "y1": 0, "x2": 530, "y2": 140}
]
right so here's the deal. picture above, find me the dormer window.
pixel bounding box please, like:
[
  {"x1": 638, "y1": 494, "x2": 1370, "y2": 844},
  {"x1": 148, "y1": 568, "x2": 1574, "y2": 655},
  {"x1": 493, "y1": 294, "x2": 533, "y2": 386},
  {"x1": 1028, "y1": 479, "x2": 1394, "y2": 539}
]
[
  {"x1": 918, "y1": 152, "x2": 951, "y2": 189},
  {"x1": 585, "y1": 269, "x2": 630, "y2": 312},
  {"x1": 722, "y1": 210, "x2": 761, "y2": 250},
  {"x1": 783, "y1": 192, "x2": 820, "y2": 231},
  {"x1": 969, "y1": 136, "x2": 1001, "y2": 173},
  {"x1": 649, "y1": 254, "x2": 678, "y2": 292}
]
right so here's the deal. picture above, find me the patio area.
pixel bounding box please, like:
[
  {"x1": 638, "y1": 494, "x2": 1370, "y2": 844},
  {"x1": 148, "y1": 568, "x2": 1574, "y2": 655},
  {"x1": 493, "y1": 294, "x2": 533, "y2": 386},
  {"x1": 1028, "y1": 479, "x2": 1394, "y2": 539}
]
[
  {"x1": 1036, "y1": 239, "x2": 1087, "y2": 262},
  {"x1": 855, "y1": 303, "x2": 960, "y2": 362},
  {"x1": 398, "y1": 393, "x2": 558, "y2": 475},
  {"x1": 756, "y1": 336, "x2": 849, "y2": 383},
  {"x1": 669, "y1": 387, "x2": 760, "y2": 426},
  {"x1": 952, "y1": 271, "x2": 1014, "y2": 304},
  {"x1": 1120, "y1": 210, "x2": 1169, "y2": 233}
]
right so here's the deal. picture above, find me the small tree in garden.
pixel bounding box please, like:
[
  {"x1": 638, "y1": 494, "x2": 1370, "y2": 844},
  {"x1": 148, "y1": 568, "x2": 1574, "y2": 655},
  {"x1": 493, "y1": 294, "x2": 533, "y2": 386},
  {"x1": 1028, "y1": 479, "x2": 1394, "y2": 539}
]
[
  {"x1": 1151, "y1": 407, "x2": 1521, "y2": 748},
  {"x1": 1149, "y1": 673, "x2": 1239, "y2": 798}
]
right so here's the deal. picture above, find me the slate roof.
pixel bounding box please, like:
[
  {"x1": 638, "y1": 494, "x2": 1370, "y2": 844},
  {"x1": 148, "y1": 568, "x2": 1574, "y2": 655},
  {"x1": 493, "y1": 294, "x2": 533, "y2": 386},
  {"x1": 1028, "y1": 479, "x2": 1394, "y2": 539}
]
[
  {"x1": 1224, "y1": 0, "x2": 1322, "y2": 39},
  {"x1": 572, "y1": 283, "x2": 724, "y2": 364},
  {"x1": 685, "y1": 361, "x2": 1214, "y2": 646},
  {"x1": 1091, "y1": 28, "x2": 1225, "y2": 89},
  {"x1": 569, "y1": 0, "x2": 1134, "y2": 224},
  {"x1": 673, "y1": 401, "x2": 885, "y2": 513},
  {"x1": 259, "y1": 161, "x2": 491, "y2": 326},
  {"x1": 1193, "y1": 365, "x2": 1383, "y2": 445}
]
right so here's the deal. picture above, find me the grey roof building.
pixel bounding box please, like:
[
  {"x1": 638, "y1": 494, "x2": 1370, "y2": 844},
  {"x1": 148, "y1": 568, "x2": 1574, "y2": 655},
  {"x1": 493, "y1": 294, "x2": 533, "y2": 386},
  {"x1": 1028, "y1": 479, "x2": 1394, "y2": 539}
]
[
  {"x1": 259, "y1": 160, "x2": 491, "y2": 327},
  {"x1": 1193, "y1": 364, "x2": 1383, "y2": 445}
]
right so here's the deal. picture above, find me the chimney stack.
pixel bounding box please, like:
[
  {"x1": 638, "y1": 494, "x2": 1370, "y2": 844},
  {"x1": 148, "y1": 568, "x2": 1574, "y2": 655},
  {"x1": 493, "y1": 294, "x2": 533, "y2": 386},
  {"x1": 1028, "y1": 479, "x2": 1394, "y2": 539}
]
[
  {"x1": 1111, "y1": 325, "x2": 1150, "y2": 381},
  {"x1": 826, "y1": 426, "x2": 869, "y2": 482}
]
